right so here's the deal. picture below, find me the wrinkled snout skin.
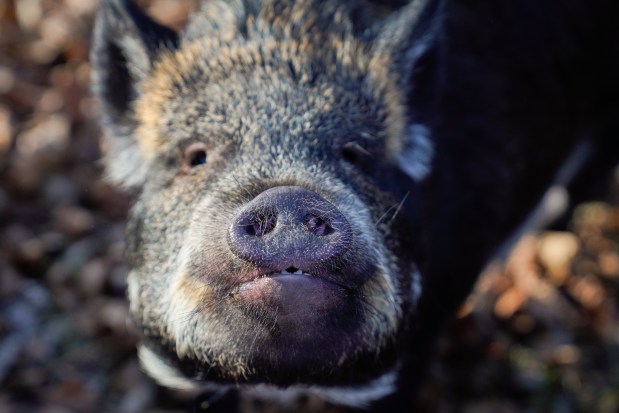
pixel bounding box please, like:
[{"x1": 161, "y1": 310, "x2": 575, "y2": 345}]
[{"x1": 92, "y1": 0, "x2": 619, "y2": 409}]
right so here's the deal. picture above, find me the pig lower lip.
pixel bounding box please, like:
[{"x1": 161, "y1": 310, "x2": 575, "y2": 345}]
[{"x1": 235, "y1": 275, "x2": 343, "y2": 317}]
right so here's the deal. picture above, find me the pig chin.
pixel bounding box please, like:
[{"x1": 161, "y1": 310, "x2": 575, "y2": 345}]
[
  {"x1": 135, "y1": 266, "x2": 398, "y2": 395},
  {"x1": 233, "y1": 273, "x2": 347, "y2": 322},
  {"x1": 203, "y1": 258, "x2": 385, "y2": 361},
  {"x1": 155, "y1": 246, "x2": 401, "y2": 386},
  {"x1": 209, "y1": 275, "x2": 394, "y2": 384}
]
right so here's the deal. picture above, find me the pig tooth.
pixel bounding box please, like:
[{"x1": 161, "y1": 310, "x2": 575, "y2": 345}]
[{"x1": 277, "y1": 269, "x2": 306, "y2": 275}]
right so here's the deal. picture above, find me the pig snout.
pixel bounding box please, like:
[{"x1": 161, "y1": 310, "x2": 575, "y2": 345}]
[{"x1": 227, "y1": 186, "x2": 353, "y2": 273}]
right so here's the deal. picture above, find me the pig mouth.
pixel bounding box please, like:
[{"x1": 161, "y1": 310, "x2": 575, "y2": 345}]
[
  {"x1": 229, "y1": 266, "x2": 352, "y2": 319},
  {"x1": 238, "y1": 267, "x2": 352, "y2": 289},
  {"x1": 228, "y1": 265, "x2": 356, "y2": 292}
]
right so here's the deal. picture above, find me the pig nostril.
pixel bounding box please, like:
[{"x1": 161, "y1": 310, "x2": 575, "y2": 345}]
[
  {"x1": 228, "y1": 187, "x2": 353, "y2": 268},
  {"x1": 244, "y1": 211, "x2": 277, "y2": 237},
  {"x1": 303, "y1": 214, "x2": 334, "y2": 236}
]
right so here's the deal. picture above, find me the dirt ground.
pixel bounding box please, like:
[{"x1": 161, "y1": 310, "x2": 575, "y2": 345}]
[{"x1": 1, "y1": 1, "x2": 618, "y2": 412}]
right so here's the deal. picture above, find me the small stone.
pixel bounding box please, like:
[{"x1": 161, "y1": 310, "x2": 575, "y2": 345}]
[
  {"x1": 46, "y1": 262, "x2": 69, "y2": 288},
  {"x1": 598, "y1": 252, "x2": 619, "y2": 278},
  {"x1": 552, "y1": 344, "x2": 581, "y2": 365},
  {"x1": 98, "y1": 299, "x2": 130, "y2": 334},
  {"x1": 40, "y1": 232, "x2": 67, "y2": 254},
  {"x1": 511, "y1": 314, "x2": 536, "y2": 334},
  {"x1": 17, "y1": 237, "x2": 46, "y2": 264},
  {"x1": 15, "y1": 0, "x2": 42, "y2": 31},
  {"x1": 16, "y1": 113, "x2": 70, "y2": 157},
  {"x1": 0, "y1": 68, "x2": 16, "y2": 94},
  {"x1": 0, "y1": 263, "x2": 22, "y2": 298},
  {"x1": 0, "y1": 104, "x2": 13, "y2": 153},
  {"x1": 537, "y1": 231, "x2": 579, "y2": 285},
  {"x1": 38, "y1": 88, "x2": 64, "y2": 113},
  {"x1": 53, "y1": 205, "x2": 95, "y2": 237},
  {"x1": 567, "y1": 276, "x2": 605, "y2": 311},
  {"x1": 78, "y1": 258, "x2": 108, "y2": 296},
  {"x1": 494, "y1": 287, "x2": 526, "y2": 319},
  {"x1": 44, "y1": 175, "x2": 78, "y2": 204},
  {"x1": 64, "y1": 0, "x2": 98, "y2": 16}
]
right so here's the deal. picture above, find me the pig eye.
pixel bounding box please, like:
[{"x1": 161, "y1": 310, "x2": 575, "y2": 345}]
[
  {"x1": 341, "y1": 142, "x2": 371, "y2": 165},
  {"x1": 184, "y1": 142, "x2": 208, "y2": 168}
]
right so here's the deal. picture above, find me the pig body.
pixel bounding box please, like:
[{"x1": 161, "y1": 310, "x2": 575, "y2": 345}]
[{"x1": 92, "y1": 0, "x2": 619, "y2": 410}]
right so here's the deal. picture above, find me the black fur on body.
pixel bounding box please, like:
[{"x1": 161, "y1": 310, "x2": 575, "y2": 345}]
[{"x1": 91, "y1": 0, "x2": 619, "y2": 411}]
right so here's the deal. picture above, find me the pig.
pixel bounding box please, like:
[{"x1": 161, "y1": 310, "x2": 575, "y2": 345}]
[{"x1": 91, "y1": 0, "x2": 619, "y2": 410}]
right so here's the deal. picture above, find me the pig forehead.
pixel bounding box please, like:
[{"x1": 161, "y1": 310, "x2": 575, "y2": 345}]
[
  {"x1": 144, "y1": 70, "x2": 385, "y2": 151},
  {"x1": 135, "y1": 39, "x2": 407, "y2": 156}
]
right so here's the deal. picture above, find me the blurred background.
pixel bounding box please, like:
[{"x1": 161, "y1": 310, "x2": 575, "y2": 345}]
[{"x1": 1, "y1": 1, "x2": 618, "y2": 412}]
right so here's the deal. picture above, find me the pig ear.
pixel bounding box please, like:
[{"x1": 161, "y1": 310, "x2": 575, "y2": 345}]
[
  {"x1": 374, "y1": 0, "x2": 443, "y2": 182},
  {"x1": 91, "y1": 0, "x2": 178, "y2": 187}
]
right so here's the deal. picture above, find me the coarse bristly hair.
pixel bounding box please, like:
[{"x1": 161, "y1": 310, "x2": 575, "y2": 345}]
[{"x1": 92, "y1": 0, "x2": 433, "y2": 400}]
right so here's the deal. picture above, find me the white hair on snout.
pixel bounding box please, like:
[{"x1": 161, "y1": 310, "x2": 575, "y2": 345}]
[
  {"x1": 139, "y1": 345, "x2": 201, "y2": 392},
  {"x1": 165, "y1": 243, "x2": 204, "y2": 358},
  {"x1": 163, "y1": 218, "x2": 242, "y2": 366}
]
